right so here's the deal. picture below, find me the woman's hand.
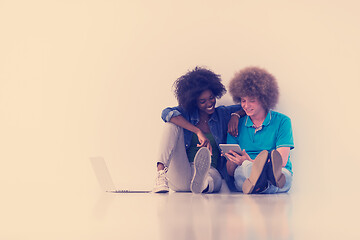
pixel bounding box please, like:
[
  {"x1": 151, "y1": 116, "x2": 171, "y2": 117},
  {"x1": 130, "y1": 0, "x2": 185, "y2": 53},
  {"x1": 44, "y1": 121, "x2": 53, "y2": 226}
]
[
  {"x1": 224, "y1": 149, "x2": 251, "y2": 166},
  {"x1": 228, "y1": 115, "x2": 239, "y2": 137},
  {"x1": 169, "y1": 115, "x2": 213, "y2": 154},
  {"x1": 196, "y1": 131, "x2": 212, "y2": 154}
]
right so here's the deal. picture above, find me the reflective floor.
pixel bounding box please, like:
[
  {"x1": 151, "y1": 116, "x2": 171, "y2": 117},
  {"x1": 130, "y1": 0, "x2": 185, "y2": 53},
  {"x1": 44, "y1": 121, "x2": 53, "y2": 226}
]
[
  {"x1": 87, "y1": 188, "x2": 359, "y2": 240},
  {"x1": 2, "y1": 183, "x2": 359, "y2": 240}
]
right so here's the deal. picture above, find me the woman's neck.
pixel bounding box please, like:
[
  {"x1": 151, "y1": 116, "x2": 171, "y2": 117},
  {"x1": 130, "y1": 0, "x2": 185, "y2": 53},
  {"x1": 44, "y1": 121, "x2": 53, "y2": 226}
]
[
  {"x1": 197, "y1": 111, "x2": 211, "y2": 133},
  {"x1": 199, "y1": 111, "x2": 210, "y2": 122}
]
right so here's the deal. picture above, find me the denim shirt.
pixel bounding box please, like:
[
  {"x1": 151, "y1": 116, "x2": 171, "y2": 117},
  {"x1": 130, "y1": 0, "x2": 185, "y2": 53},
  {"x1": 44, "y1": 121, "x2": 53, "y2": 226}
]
[{"x1": 161, "y1": 104, "x2": 242, "y2": 180}]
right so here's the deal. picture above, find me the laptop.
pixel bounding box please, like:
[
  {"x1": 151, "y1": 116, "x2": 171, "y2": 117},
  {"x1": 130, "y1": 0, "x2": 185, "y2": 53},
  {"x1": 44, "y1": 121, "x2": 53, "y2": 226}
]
[{"x1": 90, "y1": 157, "x2": 151, "y2": 193}]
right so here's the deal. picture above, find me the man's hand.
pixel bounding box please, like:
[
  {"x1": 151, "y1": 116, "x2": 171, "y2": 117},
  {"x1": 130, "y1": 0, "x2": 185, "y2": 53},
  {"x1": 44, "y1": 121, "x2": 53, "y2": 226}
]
[{"x1": 225, "y1": 149, "x2": 251, "y2": 166}]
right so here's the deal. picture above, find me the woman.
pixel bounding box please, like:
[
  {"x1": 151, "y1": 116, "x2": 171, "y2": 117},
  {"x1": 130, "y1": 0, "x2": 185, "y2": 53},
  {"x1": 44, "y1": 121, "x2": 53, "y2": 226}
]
[
  {"x1": 225, "y1": 67, "x2": 294, "y2": 194},
  {"x1": 153, "y1": 67, "x2": 243, "y2": 194}
]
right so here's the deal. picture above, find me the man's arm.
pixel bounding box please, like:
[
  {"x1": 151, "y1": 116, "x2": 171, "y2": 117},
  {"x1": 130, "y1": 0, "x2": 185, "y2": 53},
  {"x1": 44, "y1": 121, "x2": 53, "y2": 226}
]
[{"x1": 276, "y1": 147, "x2": 290, "y2": 167}]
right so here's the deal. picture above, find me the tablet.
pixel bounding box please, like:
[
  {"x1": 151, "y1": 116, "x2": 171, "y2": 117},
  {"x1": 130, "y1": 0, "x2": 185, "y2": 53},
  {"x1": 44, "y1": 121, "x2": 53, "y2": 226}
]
[{"x1": 219, "y1": 144, "x2": 242, "y2": 161}]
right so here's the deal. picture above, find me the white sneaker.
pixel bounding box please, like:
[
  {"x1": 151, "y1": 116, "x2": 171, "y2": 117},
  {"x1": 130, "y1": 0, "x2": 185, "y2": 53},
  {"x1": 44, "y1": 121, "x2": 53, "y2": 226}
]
[
  {"x1": 153, "y1": 167, "x2": 169, "y2": 193},
  {"x1": 191, "y1": 147, "x2": 211, "y2": 194}
]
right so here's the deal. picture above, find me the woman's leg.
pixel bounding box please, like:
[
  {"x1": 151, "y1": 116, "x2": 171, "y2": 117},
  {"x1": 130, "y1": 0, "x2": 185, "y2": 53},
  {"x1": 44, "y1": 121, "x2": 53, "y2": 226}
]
[
  {"x1": 206, "y1": 167, "x2": 223, "y2": 193},
  {"x1": 190, "y1": 147, "x2": 211, "y2": 193},
  {"x1": 156, "y1": 122, "x2": 192, "y2": 192},
  {"x1": 189, "y1": 163, "x2": 222, "y2": 194}
]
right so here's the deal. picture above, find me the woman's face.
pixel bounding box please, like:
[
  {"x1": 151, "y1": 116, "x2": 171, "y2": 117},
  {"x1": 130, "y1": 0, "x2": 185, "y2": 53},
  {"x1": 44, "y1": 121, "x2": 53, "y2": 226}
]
[
  {"x1": 241, "y1": 96, "x2": 265, "y2": 118},
  {"x1": 197, "y1": 90, "x2": 216, "y2": 115}
]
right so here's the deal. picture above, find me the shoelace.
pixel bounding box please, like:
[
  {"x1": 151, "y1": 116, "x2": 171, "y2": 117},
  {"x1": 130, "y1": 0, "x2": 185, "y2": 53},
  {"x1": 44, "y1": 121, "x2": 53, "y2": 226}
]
[
  {"x1": 159, "y1": 166, "x2": 168, "y2": 174},
  {"x1": 156, "y1": 167, "x2": 168, "y2": 184}
]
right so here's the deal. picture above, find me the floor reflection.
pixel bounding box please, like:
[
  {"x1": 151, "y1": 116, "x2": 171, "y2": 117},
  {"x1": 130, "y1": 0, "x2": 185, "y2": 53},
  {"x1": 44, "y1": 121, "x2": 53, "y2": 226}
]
[
  {"x1": 93, "y1": 193, "x2": 116, "y2": 219},
  {"x1": 157, "y1": 192, "x2": 293, "y2": 240}
]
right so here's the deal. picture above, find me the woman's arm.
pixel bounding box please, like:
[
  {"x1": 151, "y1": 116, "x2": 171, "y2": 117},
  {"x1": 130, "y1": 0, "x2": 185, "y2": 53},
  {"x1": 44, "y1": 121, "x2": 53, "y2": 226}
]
[
  {"x1": 228, "y1": 109, "x2": 246, "y2": 137},
  {"x1": 162, "y1": 107, "x2": 211, "y2": 150},
  {"x1": 170, "y1": 115, "x2": 212, "y2": 153},
  {"x1": 161, "y1": 107, "x2": 182, "y2": 122}
]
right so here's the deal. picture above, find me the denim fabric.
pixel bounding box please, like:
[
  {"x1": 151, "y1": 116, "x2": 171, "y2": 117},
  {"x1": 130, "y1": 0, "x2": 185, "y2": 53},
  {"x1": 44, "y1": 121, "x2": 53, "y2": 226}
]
[
  {"x1": 161, "y1": 105, "x2": 242, "y2": 180},
  {"x1": 233, "y1": 160, "x2": 293, "y2": 194}
]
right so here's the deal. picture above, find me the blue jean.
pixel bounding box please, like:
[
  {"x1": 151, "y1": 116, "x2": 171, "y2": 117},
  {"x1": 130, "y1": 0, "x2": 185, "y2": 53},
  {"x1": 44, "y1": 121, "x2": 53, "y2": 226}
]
[{"x1": 234, "y1": 160, "x2": 293, "y2": 194}]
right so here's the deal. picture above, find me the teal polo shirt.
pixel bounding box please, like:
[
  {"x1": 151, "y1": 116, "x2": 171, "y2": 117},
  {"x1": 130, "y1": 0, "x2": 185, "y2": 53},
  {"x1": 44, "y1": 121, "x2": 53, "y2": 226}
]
[{"x1": 227, "y1": 110, "x2": 294, "y2": 174}]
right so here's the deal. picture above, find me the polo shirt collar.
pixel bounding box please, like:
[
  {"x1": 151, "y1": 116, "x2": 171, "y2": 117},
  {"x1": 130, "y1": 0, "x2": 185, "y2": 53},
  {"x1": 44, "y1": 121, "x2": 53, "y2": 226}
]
[
  {"x1": 263, "y1": 110, "x2": 272, "y2": 126},
  {"x1": 245, "y1": 110, "x2": 272, "y2": 127}
]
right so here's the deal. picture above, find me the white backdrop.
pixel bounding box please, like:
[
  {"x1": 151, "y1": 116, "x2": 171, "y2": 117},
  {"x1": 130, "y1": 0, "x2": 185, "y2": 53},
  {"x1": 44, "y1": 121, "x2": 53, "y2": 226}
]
[{"x1": 1, "y1": 0, "x2": 359, "y2": 237}]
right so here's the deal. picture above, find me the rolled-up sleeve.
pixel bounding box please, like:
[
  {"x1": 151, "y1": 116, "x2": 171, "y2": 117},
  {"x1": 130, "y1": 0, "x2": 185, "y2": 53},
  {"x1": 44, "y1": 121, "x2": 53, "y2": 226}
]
[{"x1": 161, "y1": 107, "x2": 183, "y2": 122}]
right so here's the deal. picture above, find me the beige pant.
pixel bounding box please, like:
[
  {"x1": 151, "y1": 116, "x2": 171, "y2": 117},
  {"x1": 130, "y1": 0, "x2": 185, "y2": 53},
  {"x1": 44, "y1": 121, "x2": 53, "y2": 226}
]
[{"x1": 157, "y1": 122, "x2": 222, "y2": 192}]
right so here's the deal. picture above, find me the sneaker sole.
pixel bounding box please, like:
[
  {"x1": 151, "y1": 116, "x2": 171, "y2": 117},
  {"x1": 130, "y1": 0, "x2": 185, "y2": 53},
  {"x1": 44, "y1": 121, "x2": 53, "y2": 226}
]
[
  {"x1": 190, "y1": 147, "x2": 211, "y2": 194},
  {"x1": 242, "y1": 150, "x2": 268, "y2": 194},
  {"x1": 270, "y1": 150, "x2": 286, "y2": 188},
  {"x1": 153, "y1": 185, "x2": 169, "y2": 193}
]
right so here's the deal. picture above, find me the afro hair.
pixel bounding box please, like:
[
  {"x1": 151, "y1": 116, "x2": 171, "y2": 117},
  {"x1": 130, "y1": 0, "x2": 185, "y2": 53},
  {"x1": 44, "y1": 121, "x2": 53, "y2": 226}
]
[
  {"x1": 173, "y1": 67, "x2": 226, "y2": 112},
  {"x1": 229, "y1": 66, "x2": 279, "y2": 111}
]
